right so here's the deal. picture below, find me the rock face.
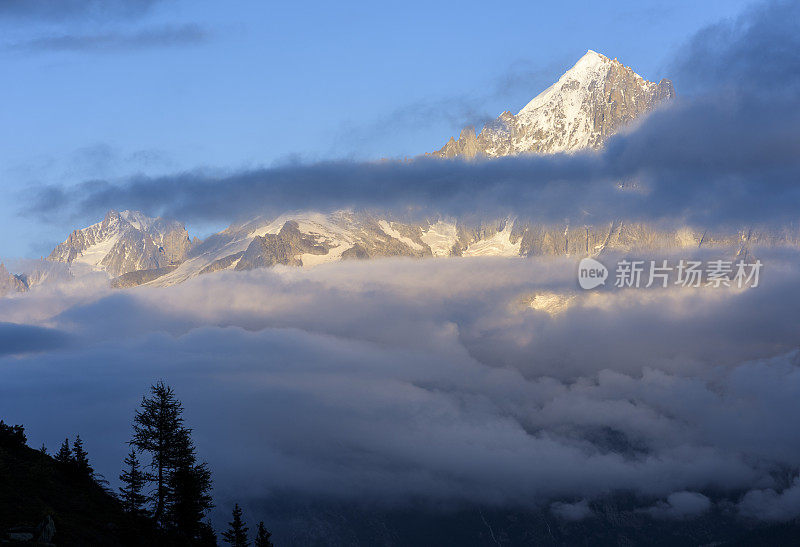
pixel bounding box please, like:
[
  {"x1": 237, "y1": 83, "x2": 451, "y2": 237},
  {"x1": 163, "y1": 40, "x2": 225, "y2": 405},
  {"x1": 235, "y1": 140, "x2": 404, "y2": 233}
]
[
  {"x1": 199, "y1": 252, "x2": 245, "y2": 275},
  {"x1": 231, "y1": 215, "x2": 434, "y2": 272},
  {"x1": 47, "y1": 210, "x2": 194, "y2": 278},
  {"x1": 431, "y1": 50, "x2": 675, "y2": 158},
  {"x1": 235, "y1": 220, "x2": 331, "y2": 270},
  {"x1": 110, "y1": 266, "x2": 179, "y2": 288}
]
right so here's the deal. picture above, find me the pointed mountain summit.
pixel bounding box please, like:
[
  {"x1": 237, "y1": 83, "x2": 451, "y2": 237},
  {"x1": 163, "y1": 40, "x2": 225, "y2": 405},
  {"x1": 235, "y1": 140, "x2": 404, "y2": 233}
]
[{"x1": 431, "y1": 50, "x2": 675, "y2": 158}]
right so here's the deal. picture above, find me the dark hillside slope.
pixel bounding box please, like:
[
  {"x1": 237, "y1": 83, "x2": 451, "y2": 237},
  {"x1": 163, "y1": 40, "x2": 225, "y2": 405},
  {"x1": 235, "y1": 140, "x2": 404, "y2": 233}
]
[{"x1": 0, "y1": 423, "x2": 155, "y2": 546}]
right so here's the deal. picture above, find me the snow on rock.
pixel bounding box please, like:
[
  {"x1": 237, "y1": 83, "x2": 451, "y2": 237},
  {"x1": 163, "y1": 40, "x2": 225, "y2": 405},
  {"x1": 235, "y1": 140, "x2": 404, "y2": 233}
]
[
  {"x1": 378, "y1": 220, "x2": 424, "y2": 252},
  {"x1": 463, "y1": 220, "x2": 521, "y2": 257},
  {"x1": 421, "y1": 221, "x2": 459, "y2": 257}
]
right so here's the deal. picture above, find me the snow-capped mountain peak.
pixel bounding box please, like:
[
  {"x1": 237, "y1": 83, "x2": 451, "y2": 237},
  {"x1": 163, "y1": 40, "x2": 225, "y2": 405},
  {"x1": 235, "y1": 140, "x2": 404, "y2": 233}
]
[
  {"x1": 518, "y1": 50, "x2": 611, "y2": 116},
  {"x1": 431, "y1": 50, "x2": 675, "y2": 158}
]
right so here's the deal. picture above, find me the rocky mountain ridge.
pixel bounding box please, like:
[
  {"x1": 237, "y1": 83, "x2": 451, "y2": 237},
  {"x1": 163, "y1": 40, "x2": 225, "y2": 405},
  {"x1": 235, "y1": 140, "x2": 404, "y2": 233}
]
[{"x1": 34, "y1": 209, "x2": 794, "y2": 290}]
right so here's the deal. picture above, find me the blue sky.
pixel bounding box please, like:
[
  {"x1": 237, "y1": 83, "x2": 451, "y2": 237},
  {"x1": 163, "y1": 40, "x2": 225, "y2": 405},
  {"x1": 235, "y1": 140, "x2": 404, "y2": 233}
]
[{"x1": 0, "y1": 0, "x2": 755, "y2": 258}]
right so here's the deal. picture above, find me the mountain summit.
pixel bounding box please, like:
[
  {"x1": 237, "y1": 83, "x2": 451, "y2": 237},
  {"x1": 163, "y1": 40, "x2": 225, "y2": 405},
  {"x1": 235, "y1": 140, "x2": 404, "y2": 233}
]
[{"x1": 431, "y1": 50, "x2": 675, "y2": 158}]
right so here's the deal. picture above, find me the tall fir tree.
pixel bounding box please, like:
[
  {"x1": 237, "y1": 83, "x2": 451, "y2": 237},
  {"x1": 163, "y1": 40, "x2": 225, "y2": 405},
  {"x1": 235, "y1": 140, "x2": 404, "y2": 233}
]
[
  {"x1": 72, "y1": 435, "x2": 92, "y2": 476},
  {"x1": 119, "y1": 450, "x2": 149, "y2": 516},
  {"x1": 131, "y1": 380, "x2": 186, "y2": 525},
  {"x1": 54, "y1": 437, "x2": 72, "y2": 465},
  {"x1": 255, "y1": 521, "x2": 273, "y2": 547},
  {"x1": 221, "y1": 503, "x2": 249, "y2": 546},
  {"x1": 129, "y1": 380, "x2": 214, "y2": 541}
]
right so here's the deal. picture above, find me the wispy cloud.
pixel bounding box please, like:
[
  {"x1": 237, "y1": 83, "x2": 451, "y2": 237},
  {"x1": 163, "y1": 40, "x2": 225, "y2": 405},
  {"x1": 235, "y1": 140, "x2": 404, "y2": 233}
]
[
  {"x1": 9, "y1": 24, "x2": 208, "y2": 53},
  {"x1": 337, "y1": 57, "x2": 566, "y2": 150},
  {"x1": 0, "y1": 0, "x2": 167, "y2": 22}
]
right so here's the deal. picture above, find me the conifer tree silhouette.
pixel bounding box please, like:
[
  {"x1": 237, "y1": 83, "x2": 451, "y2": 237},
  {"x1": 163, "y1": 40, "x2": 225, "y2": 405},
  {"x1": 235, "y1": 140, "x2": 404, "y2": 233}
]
[
  {"x1": 131, "y1": 381, "x2": 186, "y2": 525},
  {"x1": 54, "y1": 437, "x2": 72, "y2": 465},
  {"x1": 72, "y1": 435, "x2": 92, "y2": 476},
  {"x1": 255, "y1": 521, "x2": 274, "y2": 547},
  {"x1": 129, "y1": 380, "x2": 214, "y2": 541},
  {"x1": 222, "y1": 503, "x2": 249, "y2": 546},
  {"x1": 119, "y1": 449, "x2": 149, "y2": 516}
]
